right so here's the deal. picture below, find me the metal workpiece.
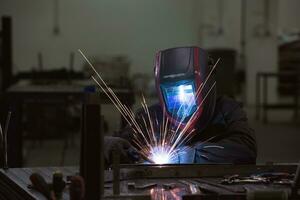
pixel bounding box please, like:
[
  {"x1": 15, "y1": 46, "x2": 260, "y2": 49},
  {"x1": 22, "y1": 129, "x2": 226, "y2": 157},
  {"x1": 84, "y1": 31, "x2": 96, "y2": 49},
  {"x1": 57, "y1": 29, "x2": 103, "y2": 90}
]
[
  {"x1": 0, "y1": 164, "x2": 299, "y2": 200},
  {"x1": 99, "y1": 163, "x2": 298, "y2": 199},
  {"x1": 127, "y1": 182, "x2": 157, "y2": 190},
  {"x1": 116, "y1": 163, "x2": 298, "y2": 180}
]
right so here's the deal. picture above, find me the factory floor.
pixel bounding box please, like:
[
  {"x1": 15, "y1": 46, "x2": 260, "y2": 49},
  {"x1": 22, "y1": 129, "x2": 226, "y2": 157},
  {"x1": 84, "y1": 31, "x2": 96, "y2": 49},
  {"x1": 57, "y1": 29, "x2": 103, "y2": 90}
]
[{"x1": 23, "y1": 104, "x2": 300, "y2": 167}]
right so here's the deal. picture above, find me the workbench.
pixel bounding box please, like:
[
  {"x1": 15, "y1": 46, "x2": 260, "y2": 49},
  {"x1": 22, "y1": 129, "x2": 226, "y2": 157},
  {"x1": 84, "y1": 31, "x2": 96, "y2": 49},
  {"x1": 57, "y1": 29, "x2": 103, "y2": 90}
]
[
  {"x1": 0, "y1": 167, "x2": 77, "y2": 199},
  {"x1": 4, "y1": 80, "x2": 135, "y2": 167},
  {"x1": 0, "y1": 163, "x2": 298, "y2": 200}
]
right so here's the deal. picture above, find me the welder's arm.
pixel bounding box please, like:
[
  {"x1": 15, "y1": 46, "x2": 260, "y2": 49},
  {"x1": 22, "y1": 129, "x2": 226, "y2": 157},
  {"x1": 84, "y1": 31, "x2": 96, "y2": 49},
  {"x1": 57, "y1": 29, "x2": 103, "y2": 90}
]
[
  {"x1": 181, "y1": 101, "x2": 257, "y2": 164},
  {"x1": 192, "y1": 130, "x2": 257, "y2": 164},
  {"x1": 180, "y1": 131, "x2": 257, "y2": 165},
  {"x1": 103, "y1": 136, "x2": 139, "y2": 168}
]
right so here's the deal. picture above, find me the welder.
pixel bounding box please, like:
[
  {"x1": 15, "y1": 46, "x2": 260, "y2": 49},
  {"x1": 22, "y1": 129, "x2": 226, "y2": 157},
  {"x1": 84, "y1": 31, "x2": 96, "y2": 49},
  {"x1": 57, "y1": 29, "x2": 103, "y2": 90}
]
[{"x1": 104, "y1": 46, "x2": 257, "y2": 166}]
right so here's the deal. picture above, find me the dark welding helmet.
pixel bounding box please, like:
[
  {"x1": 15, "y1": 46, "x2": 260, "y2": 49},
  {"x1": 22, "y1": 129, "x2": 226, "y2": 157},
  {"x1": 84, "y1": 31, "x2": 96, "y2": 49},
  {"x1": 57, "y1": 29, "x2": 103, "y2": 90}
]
[{"x1": 154, "y1": 47, "x2": 216, "y2": 132}]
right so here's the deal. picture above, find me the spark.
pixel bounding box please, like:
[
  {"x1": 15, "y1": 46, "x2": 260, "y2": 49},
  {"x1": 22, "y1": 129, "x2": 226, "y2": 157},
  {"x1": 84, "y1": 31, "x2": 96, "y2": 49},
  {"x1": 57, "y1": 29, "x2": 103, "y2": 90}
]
[
  {"x1": 78, "y1": 49, "x2": 221, "y2": 164},
  {"x1": 149, "y1": 146, "x2": 174, "y2": 164}
]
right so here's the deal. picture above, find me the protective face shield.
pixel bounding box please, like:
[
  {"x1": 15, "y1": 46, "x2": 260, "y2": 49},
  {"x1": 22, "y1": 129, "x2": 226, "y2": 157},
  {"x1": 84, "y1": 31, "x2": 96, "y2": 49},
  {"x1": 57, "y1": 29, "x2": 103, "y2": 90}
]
[{"x1": 155, "y1": 47, "x2": 216, "y2": 132}]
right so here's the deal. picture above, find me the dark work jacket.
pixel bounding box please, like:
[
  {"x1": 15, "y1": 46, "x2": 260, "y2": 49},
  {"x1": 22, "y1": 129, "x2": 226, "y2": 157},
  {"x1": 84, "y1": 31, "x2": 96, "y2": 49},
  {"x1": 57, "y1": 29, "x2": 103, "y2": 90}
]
[{"x1": 115, "y1": 96, "x2": 257, "y2": 164}]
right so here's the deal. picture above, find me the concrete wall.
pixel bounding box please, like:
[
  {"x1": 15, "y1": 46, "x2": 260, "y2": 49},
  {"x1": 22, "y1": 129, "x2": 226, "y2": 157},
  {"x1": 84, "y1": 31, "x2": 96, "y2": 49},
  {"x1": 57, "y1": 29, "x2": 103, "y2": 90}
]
[
  {"x1": 197, "y1": 0, "x2": 241, "y2": 51},
  {"x1": 245, "y1": 0, "x2": 300, "y2": 104},
  {"x1": 245, "y1": 0, "x2": 279, "y2": 105},
  {"x1": 0, "y1": 0, "x2": 200, "y2": 74},
  {"x1": 198, "y1": 0, "x2": 279, "y2": 104},
  {"x1": 278, "y1": 0, "x2": 300, "y2": 33}
]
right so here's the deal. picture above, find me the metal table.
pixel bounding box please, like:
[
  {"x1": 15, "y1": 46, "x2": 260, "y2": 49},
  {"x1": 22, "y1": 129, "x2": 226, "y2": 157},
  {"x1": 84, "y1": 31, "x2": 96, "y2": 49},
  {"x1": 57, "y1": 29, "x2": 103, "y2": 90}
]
[
  {"x1": 3, "y1": 80, "x2": 134, "y2": 167},
  {"x1": 0, "y1": 163, "x2": 298, "y2": 200}
]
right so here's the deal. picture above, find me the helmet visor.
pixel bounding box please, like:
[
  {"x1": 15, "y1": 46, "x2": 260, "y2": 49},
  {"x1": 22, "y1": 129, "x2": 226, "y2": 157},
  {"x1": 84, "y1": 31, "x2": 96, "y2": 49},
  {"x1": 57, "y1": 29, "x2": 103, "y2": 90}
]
[{"x1": 161, "y1": 80, "x2": 197, "y2": 121}]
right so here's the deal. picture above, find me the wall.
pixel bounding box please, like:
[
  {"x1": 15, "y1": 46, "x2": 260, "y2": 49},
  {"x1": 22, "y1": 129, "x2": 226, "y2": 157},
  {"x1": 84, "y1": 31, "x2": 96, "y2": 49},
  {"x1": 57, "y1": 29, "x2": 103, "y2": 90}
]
[
  {"x1": 0, "y1": 0, "x2": 200, "y2": 74},
  {"x1": 197, "y1": 0, "x2": 242, "y2": 51},
  {"x1": 245, "y1": 0, "x2": 279, "y2": 105},
  {"x1": 245, "y1": 0, "x2": 300, "y2": 105},
  {"x1": 278, "y1": 0, "x2": 300, "y2": 33},
  {"x1": 1, "y1": 0, "x2": 300, "y2": 105}
]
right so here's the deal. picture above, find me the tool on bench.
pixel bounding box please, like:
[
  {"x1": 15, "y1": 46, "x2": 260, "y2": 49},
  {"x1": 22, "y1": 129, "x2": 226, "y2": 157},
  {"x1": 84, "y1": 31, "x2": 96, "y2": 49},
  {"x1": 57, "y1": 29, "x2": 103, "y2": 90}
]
[
  {"x1": 29, "y1": 171, "x2": 69, "y2": 200},
  {"x1": 69, "y1": 176, "x2": 85, "y2": 200},
  {"x1": 29, "y1": 173, "x2": 56, "y2": 200},
  {"x1": 221, "y1": 172, "x2": 295, "y2": 185},
  {"x1": 52, "y1": 171, "x2": 66, "y2": 199},
  {"x1": 196, "y1": 179, "x2": 246, "y2": 193}
]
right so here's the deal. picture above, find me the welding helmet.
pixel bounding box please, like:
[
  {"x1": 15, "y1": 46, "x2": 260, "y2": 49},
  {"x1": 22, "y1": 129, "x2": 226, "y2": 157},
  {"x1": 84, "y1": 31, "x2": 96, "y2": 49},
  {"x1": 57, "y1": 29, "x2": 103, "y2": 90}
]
[{"x1": 154, "y1": 47, "x2": 216, "y2": 132}]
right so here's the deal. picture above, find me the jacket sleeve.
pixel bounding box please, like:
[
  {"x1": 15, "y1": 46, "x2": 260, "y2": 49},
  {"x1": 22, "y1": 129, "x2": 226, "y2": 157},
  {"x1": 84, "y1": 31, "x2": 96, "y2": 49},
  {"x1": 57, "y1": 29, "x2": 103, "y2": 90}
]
[{"x1": 187, "y1": 98, "x2": 257, "y2": 164}]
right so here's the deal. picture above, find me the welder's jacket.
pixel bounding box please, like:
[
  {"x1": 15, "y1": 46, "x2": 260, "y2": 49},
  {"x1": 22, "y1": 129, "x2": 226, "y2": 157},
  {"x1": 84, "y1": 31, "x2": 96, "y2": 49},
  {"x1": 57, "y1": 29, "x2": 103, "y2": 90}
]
[{"x1": 115, "y1": 96, "x2": 257, "y2": 164}]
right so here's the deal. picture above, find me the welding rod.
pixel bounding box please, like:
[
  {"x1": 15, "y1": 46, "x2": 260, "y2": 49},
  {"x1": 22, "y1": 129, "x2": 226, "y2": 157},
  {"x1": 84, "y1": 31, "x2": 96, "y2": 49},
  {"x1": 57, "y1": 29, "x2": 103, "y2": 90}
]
[{"x1": 3, "y1": 111, "x2": 11, "y2": 170}]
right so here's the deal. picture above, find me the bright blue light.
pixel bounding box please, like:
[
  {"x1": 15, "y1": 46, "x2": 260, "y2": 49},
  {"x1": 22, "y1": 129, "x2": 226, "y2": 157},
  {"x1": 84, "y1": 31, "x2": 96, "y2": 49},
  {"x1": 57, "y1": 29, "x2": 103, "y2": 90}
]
[
  {"x1": 161, "y1": 80, "x2": 197, "y2": 120},
  {"x1": 178, "y1": 84, "x2": 193, "y2": 103},
  {"x1": 149, "y1": 146, "x2": 179, "y2": 164}
]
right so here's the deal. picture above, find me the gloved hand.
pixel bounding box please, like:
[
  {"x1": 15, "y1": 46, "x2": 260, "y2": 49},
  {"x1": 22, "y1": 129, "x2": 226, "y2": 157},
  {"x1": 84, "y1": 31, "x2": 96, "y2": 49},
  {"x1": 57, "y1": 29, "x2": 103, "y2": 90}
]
[{"x1": 103, "y1": 136, "x2": 139, "y2": 167}]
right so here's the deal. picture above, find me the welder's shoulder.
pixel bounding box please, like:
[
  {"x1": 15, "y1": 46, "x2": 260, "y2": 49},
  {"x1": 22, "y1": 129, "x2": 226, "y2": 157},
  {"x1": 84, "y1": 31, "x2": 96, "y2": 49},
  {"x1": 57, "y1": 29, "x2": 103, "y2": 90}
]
[
  {"x1": 215, "y1": 96, "x2": 247, "y2": 122},
  {"x1": 215, "y1": 96, "x2": 257, "y2": 160}
]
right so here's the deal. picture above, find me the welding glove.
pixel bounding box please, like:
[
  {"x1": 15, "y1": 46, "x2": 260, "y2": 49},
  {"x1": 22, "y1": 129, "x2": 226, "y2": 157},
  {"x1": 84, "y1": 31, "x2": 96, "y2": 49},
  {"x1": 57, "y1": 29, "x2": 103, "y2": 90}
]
[{"x1": 103, "y1": 136, "x2": 139, "y2": 167}]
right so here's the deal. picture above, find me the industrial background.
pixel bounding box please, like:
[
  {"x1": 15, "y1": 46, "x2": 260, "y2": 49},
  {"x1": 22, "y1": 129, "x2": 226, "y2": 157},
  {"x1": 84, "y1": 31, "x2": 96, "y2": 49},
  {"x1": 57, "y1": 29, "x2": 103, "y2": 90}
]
[
  {"x1": 0, "y1": 0, "x2": 299, "y2": 166},
  {"x1": 0, "y1": 0, "x2": 300, "y2": 199}
]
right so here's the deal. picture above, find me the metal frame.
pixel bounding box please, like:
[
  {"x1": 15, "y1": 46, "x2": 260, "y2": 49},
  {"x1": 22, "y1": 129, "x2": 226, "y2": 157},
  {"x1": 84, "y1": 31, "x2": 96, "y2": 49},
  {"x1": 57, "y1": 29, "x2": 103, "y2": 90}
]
[{"x1": 256, "y1": 72, "x2": 299, "y2": 123}]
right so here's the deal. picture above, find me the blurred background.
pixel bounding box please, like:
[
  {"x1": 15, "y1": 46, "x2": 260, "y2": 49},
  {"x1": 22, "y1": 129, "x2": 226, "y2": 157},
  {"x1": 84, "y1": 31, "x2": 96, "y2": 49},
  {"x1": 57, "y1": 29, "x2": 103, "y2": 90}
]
[{"x1": 0, "y1": 0, "x2": 299, "y2": 167}]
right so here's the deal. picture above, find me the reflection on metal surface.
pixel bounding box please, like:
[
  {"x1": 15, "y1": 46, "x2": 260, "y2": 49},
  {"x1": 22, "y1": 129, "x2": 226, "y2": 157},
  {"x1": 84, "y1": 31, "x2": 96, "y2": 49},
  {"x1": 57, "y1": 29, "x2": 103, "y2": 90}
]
[{"x1": 150, "y1": 187, "x2": 188, "y2": 200}]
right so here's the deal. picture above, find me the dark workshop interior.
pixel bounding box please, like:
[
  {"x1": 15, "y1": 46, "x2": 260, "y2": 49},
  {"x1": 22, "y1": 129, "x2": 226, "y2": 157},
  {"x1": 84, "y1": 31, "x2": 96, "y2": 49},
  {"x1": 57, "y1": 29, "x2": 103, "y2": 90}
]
[{"x1": 0, "y1": 0, "x2": 300, "y2": 199}]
